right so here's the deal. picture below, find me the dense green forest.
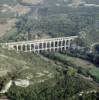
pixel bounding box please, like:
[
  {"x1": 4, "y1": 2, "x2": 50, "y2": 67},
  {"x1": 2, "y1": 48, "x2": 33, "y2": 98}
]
[
  {"x1": 0, "y1": 0, "x2": 99, "y2": 46},
  {"x1": 1, "y1": 13, "x2": 99, "y2": 46}
]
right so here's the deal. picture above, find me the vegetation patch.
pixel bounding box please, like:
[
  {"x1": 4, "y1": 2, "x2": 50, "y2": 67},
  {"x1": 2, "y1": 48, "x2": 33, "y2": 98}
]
[{"x1": 44, "y1": 52, "x2": 99, "y2": 81}]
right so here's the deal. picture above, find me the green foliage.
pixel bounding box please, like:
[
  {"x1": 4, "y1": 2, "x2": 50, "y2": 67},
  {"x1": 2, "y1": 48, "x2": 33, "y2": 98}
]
[
  {"x1": 44, "y1": 52, "x2": 99, "y2": 82},
  {"x1": 6, "y1": 71, "x2": 97, "y2": 100},
  {"x1": 61, "y1": 51, "x2": 99, "y2": 81},
  {"x1": 43, "y1": 52, "x2": 72, "y2": 65},
  {"x1": 0, "y1": 47, "x2": 98, "y2": 100},
  {"x1": 67, "y1": 67, "x2": 77, "y2": 76},
  {"x1": 2, "y1": 12, "x2": 99, "y2": 45},
  {"x1": 13, "y1": 16, "x2": 77, "y2": 41}
]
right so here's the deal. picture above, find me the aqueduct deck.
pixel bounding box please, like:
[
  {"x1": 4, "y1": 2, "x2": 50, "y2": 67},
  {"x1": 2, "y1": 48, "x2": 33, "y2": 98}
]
[{"x1": 2, "y1": 36, "x2": 78, "y2": 53}]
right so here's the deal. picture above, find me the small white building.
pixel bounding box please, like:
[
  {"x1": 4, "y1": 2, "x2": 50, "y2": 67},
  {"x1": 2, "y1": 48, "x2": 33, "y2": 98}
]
[{"x1": 14, "y1": 79, "x2": 30, "y2": 87}]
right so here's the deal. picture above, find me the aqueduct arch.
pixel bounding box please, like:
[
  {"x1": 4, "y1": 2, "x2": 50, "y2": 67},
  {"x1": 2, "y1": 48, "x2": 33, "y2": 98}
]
[{"x1": 2, "y1": 36, "x2": 78, "y2": 53}]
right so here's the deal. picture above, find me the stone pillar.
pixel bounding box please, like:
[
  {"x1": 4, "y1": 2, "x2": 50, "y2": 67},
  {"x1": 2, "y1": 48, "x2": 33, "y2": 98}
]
[
  {"x1": 29, "y1": 44, "x2": 32, "y2": 52},
  {"x1": 41, "y1": 42, "x2": 43, "y2": 51},
  {"x1": 57, "y1": 41, "x2": 59, "y2": 48},
  {"x1": 61, "y1": 40, "x2": 63, "y2": 51},
  {"x1": 66, "y1": 40, "x2": 68, "y2": 47},
  {"x1": 16, "y1": 45, "x2": 18, "y2": 51},
  {"x1": 33, "y1": 43, "x2": 35, "y2": 52},
  {"x1": 25, "y1": 44, "x2": 27, "y2": 52},
  {"x1": 46, "y1": 42, "x2": 47, "y2": 50},
  {"x1": 38, "y1": 43, "x2": 40, "y2": 53},
  {"x1": 70, "y1": 39, "x2": 73, "y2": 48},
  {"x1": 49, "y1": 41, "x2": 51, "y2": 52},
  {"x1": 64, "y1": 40, "x2": 66, "y2": 50},
  {"x1": 57, "y1": 40, "x2": 59, "y2": 51},
  {"x1": 68, "y1": 40, "x2": 71, "y2": 48},
  {"x1": 53, "y1": 41, "x2": 55, "y2": 51},
  {"x1": 20, "y1": 45, "x2": 23, "y2": 51}
]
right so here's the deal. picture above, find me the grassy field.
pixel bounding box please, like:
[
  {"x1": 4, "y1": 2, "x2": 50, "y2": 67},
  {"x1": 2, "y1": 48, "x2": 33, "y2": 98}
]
[
  {"x1": 0, "y1": 48, "x2": 58, "y2": 84},
  {"x1": 66, "y1": 55, "x2": 99, "y2": 79},
  {"x1": 49, "y1": 53, "x2": 99, "y2": 80},
  {"x1": 0, "y1": 19, "x2": 17, "y2": 38},
  {"x1": 0, "y1": 0, "x2": 17, "y2": 34}
]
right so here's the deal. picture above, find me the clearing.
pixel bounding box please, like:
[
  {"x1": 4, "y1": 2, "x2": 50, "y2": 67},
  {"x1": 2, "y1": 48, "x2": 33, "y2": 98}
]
[
  {"x1": 0, "y1": 48, "x2": 58, "y2": 85},
  {"x1": 66, "y1": 54, "x2": 99, "y2": 80},
  {"x1": 0, "y1": 19, "x2": 17, "y2": 37},
  {"x1": 50, "y1": 53, "x2": 99, "y2": 80}
]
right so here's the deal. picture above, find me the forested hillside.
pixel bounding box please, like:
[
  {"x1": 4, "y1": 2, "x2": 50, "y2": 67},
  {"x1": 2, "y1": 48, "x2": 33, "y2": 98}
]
[
  {"x1": 0, "y1": 0, "x2": 99, "y2": 46},
  {"x1": 0, "y1": 0, "x2": 99, "y2": 100},
  {"x1": 0, "y1": 47, "x2": 98, "y2": 100}
]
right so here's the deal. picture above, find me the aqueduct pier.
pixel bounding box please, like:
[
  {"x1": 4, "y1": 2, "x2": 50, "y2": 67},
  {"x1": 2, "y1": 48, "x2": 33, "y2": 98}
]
[{"x1": 1, "y1": 36, "x2": 78, "y2": 53}]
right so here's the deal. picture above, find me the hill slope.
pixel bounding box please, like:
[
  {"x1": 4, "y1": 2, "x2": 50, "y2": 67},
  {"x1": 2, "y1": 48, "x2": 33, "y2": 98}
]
[
  {"x1": 0, "y1": 48, "x2": 98, "y2": 99},
  {"x1": 0, "y1": 47, "x2": 58, "y2": 82}
]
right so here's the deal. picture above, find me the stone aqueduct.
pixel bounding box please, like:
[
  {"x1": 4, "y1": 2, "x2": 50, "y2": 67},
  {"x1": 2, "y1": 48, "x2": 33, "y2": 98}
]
[{"x1": 2, "y1": 36, "x2": 78, "y2": 53}]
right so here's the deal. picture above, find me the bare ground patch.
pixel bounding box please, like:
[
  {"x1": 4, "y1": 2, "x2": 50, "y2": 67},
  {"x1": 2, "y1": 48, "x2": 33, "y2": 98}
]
[
  {"x1": 14, "y1": 5, "x2": 30, "y2": 15},
  {"x1": 0, "y1": 19, "x2": 17, "y2": 37}
]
